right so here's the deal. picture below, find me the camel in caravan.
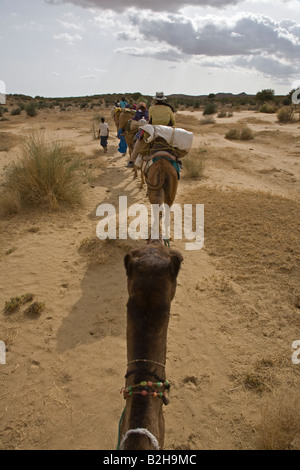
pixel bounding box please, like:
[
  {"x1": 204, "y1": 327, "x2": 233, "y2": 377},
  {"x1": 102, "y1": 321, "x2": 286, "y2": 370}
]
[
  {"x1": 118, "y1": 241, "x2": 183, "y2": 450},
  {"x1": 134, "y1": 127, "x2": 192, "y2": 242},
  {"x1": 113, "y1": 107, "x2": 135, "y2": 134}
]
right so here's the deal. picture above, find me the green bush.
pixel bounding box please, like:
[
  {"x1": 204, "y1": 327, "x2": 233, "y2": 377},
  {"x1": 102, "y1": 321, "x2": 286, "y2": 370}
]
[
  {"x1": 11, "y1": 107, "x2": 22, "y2": 116},
  {"x1": 25, "y1": 102, "x2": 38, "y2": 117},
  {"x1": 203, "y1": 102, "x2": 217, "y2": 115},
  {"x1": 256, "y1": 89, "x2": 275, "y2": 103}
]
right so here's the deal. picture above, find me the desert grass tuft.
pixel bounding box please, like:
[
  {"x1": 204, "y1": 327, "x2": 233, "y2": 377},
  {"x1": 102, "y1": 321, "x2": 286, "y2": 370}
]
[
  {"x1": 277, "y1": 107, "x2": 295, "y2": 123},
  {"x1": 24, "y1": 301, "x2": 45, "y2": 317},
  {"x1": 225, "y1": 126, "x2": 254, "y2": 140},
  {"x1": 78, "y1": 236, "x2": 112, "y2": 265},
  {"x1": 4, "y1": 293, "x2": 34, "y2": 314},
  {"x1": 0, "y1": 132, "x2": 84, "y2": 215},
  {"x1": 259, "y1": 103, "x2": 277, "y2": 114},
  {"x1": 199, "y1": 116, "x2": 216, "y2": 125},
  {"x1": 225, "y1": 128, "x2": 240, "y2": 140},
  {"x1": 256, "y1": 390, "x2": 300, "y2": 450},
  {"x1": 240, "y1": 127, "x2": 254, "y2": 140},
  {"x1": 183, "y1": 149, "x2": 205, "y2": 179}
]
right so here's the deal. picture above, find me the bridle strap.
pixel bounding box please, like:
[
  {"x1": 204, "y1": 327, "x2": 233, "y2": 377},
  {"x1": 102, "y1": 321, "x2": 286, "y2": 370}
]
[{"x1": 127, "y1": 358, "x2": 165, "y2": 368}]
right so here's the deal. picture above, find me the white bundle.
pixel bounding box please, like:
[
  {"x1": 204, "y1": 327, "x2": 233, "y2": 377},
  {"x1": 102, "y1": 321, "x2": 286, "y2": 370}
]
[{"x1": 140, "y1": 124, "x2": 193, "y2": 152}]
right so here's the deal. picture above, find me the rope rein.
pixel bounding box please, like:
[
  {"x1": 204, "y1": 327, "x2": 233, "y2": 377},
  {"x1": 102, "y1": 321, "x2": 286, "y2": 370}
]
[{"x1": 127, "y1": 358, "x2": 165, "y2": 368}]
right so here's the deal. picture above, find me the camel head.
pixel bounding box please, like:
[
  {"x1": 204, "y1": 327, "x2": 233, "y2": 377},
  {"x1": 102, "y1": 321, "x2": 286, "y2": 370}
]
[{"x1": 124, "y1": 242, "x2": 183, "y2": 309}]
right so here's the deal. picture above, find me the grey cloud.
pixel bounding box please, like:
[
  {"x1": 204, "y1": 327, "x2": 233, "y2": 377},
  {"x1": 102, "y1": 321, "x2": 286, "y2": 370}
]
[
  {"x1": 115, "y1": 46, "x2": 186, "y2": 62},
  {"x1": 234, "y1": 55, "x2": 299, "y2": 78},
  {"x1": 290, "y1": 24, "x2": 300, "y2": 39},
  {"x1": 130, "y1": 13, "x2": 300, "y2": 58},
  {"x1": 119, "y1": 12, "x2": 300, "y2": 79},
  {"x1": 46, "y1": 0, "x2": 239, "y2": 12}
]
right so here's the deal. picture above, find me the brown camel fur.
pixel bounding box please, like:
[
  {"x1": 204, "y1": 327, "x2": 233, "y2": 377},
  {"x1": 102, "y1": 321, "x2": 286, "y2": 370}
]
[
  {"x1": 119, "y1": 241, "x2": 183, "y2": 450},
  {"x1": 113, "y1": 108, "x2": 121, "y2": 133},
  {"x1": 124, "y1": 122, "x2": 146, "y2": 187},
  {"x1": 113, "y1": 108, "x2": 135, "y2": 133},
  {"x1": 146, "y1": 157, "x2": 178, "y2": 207},
  {"x1": 124, "y1": 119, "x2": 139, "y2": 157},
  {"x1": 119, "y1": 109, "x2": 135, "y2": 132},
  {"x1": 146, "y1": 156, "x2": 179, "y2": 242}
]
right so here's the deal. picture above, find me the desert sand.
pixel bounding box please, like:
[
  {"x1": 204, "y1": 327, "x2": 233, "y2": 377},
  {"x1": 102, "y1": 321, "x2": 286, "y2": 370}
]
[{"x1": 0, "y1": 102, "x2": 299, "y2": 450}]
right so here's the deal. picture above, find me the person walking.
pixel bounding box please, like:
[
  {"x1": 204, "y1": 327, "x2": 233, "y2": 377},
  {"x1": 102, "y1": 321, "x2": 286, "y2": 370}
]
[{"x1": 98, "y1": 117, "x2": 109, "y2": 152}]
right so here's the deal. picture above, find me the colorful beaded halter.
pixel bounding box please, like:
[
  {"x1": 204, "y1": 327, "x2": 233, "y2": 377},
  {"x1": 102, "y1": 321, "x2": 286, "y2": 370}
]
[
  {"x1": 122, "y1": 361, "x2": 171, "y2": 406},
  {"x1": 121, "y1": 380, "x2": 170, "y2": 405}
]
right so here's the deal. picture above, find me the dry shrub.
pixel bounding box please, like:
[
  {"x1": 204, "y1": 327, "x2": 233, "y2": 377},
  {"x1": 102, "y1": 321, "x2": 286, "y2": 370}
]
[
  {"x1": 199, "y1": 116, "x2": 216, "y2": 125},
  {"x1": 225, "y1": 128, "x2": 240, "y2": 140},
  {"x1": 4, "y1": 293, "x2": 34, "y2": 314},
  {"x1": 183, "y1": 149, "x2": 205, "y2": 179},
  {"x1": 240, "y1": 127, "x2": 254, "y2": 140},
  {"x1": 78, "y1": 237, "x2": 112, "y2": 265},
  {"x1": 24, "y1": 301, "x2": 45, "y2": 317},
  {"x1": 259, "y1": 103, "x2": 277, "y2": 114},
  {"x1": 277, "y1": 107, "x2": 295, "y2": 123},
  {"x1": 0, "y1": 133, "x2": 84, "y2": 215},
  {"x1": 225, "y1": 127, "x2": 254, "y2": 140},
  {"x1": 256, "y1": 390, "x2": 300, "y2": 450}
]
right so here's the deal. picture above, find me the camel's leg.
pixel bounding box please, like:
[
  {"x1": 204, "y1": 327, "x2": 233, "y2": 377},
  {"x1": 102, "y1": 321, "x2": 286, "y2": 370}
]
[
  {"x1": 140, "y1": 167, "x2": 145, "y2": 187},
  {"x1": 164, "y1": 173, "x2": 178, "y2": 207}
]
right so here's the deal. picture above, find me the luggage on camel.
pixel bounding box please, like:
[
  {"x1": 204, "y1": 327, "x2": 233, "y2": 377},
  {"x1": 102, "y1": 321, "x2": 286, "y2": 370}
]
[
  {"x1": 140, "y1": 124, "x2": 193, "y2": 155},
  {"x1": 134, "y1": 124, "x2": 193, "y2": 162}
]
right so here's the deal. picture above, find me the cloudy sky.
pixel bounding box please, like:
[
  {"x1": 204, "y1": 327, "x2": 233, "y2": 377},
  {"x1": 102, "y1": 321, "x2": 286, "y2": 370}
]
[{"x1": 1, "y1": 0, "x2": 300, "y2": 98}]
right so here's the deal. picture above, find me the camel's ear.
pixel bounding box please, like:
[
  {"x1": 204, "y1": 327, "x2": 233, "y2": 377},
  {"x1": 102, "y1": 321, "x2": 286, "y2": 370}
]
[
  {"x1": 124, "y1": 253, "x2": 134, "y2": 277},
  {"x1": 169, "y1": 252, "x2": 183, "y2": 279}
]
